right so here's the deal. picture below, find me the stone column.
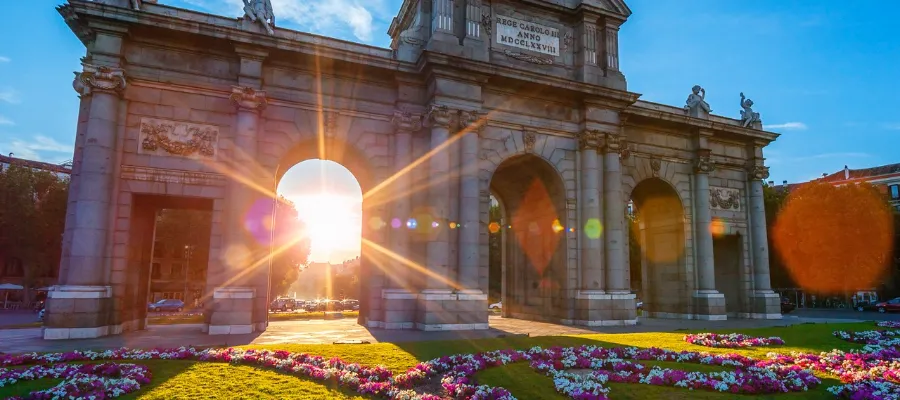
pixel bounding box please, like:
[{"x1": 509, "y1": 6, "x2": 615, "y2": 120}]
[
  {"x1": 44, "y1": 63, "x2": 126, "y2": 340},
  {"x1": 578, "y1": 130, "x2": 604, "y2": 292},
  {"x1": 207, "y1": 86, "x2": 267, "y2": 335},
  {"x1": 381, "y1": 110, "x2": 421, "y2": 329},
  {"x1": 417, "y1": 104, "x2": 457, "y2": 330},
  {"x1": 604, "y1": 132, "x2": 637, "y2": 323},
  {"x1": 747, "y1": 163, "x2": 781, "y2": 318},
  {"x1": 692, "y1": 147, "x2": 726, "y2": 319},
  {"x1": 604, "y1": 133, "x2": 628, "y2": 294},
  {"x1": 456, "y1": 110, "x2": 489, "y2": 327}
]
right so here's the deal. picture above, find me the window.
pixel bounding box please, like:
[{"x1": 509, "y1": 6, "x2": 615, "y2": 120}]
[
  {"x1": 151, "y1": 263, "x2": 162, "y2": 279},
  {"x1": 171, "y1": 263, "x2": 184, "y2": 279},
  {"x1": 153, "y1": 242, "x2": 165, "y2": 258},
  {"x1": 890, "y1": 185, "x2": 899, "y2": 200},
  {"x1": 4, "y1": 258, "x2": 24, "y2": 277}
]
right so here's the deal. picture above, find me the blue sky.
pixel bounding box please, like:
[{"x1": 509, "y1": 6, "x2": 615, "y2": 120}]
[{"x1": 1, "y1": 0, "x2": 898, "y2": 187}]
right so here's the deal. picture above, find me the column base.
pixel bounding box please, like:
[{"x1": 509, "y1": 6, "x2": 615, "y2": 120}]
[
  {"x1": 414, "y1": 290, "x2": 489, "y2": 331},
  {"x1": 43, "y1": 285, "x2": 113, "y2": 340},
  {"x1": 208, "y1": 287, "x2": 257, "y2": 335},
  {"x1": 748, "y1": 291, "x2": 783, "y2": 319},
  {"x1": 380, "y1": 289, "x2": 418, "y2": 330},
  {"x1": 692, "y1": 291, "x2": 728, "y2": 321},
  {"x1": 572, "y1": 291, "x2": 638, "y2": 326}
]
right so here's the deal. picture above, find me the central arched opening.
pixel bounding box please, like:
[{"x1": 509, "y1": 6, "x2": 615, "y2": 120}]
[
  {"x1": 489, "y1": 154, "x2": 567, "y2": 321},
  {"x1": 273, "y1": 159, "x2": 363, "y2": 316},
  {"x1": 629, "y1": 178, "x2": 686, "y2": 317}
]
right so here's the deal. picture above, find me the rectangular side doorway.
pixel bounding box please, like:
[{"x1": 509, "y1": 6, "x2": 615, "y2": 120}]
[
  {"x1": 713, "y1": 235, "x2": 742, "y2": 315},
  {"x1": 127, "y1": 195, "x2": 213, "y2": 330}
]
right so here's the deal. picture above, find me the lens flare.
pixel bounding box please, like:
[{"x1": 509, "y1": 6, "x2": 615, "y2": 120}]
[
  {"x1": 406, "y1": 218, "x2": 417, "y2": 229},
  {"x1": 773, "y1": 182, "x2": 894, "y2": 294},
  {"x1": 391, "y1": 218, "x2": 401, "y2": 229},
  {"x1": 551, "y1": 219, "x2": 564, "y2": 233},
  {"x1": 584, "y1": 218, "x2": 603, "y2": 239},
  {"x1": 710, "y1": 219, "x2": 726, "y2": 237},
  {"x1": 488, "y1": 222, "x2": 501, "y2": 234}
]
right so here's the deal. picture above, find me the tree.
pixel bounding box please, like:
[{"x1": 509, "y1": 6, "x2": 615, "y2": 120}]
[
  {"x1": 0, "y1": 165, "x2": 68, "y2": 303},
  {"x1": 763, "y1": 185, "x2": 793, "y2": 288},
  {"x1": 269, "y1": 196, "x2": 311, "y2": 298},
  {"x1": 772, "y1": 182, "x2": 894, "y2": 294}
]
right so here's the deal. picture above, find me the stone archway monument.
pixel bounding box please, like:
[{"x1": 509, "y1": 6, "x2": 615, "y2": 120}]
[{"x1": 45, "y1": 0, "x2": 780, "y2": 339}]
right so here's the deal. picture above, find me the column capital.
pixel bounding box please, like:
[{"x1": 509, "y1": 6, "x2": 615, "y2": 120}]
[
  {"x1": 392, "y1": 110, "x2": 423, "y2": 134},
  {"x1": 73, "y1": 63, "x2": 126, "y2": 97},
  {"x1": 576, "y1": 129, "x2": 602, "y2": 150},
  {"x1": 604, "y1": 132, "x2": 622, "y2": 152},
  {"x1": 459, "y1": 110, "x2": 485, "y2": 134},
  {"x1": 230, "y1": 86, "x2": 268, "y2": 112},
  {"x1": 425, "y1": 104, "x2": 457, "y2": 128},
  {"x1": 694, "y1": 149, "x2": 715, "y2": 174},
  {"x1": 747, "y1": 165, "x2": 770, "y2": 181}
]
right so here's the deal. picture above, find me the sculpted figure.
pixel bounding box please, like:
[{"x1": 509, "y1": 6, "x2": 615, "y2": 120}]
[
  {"x1": 739, "y1": 92, "x2": 761, "y2": 128},
  {"x1": 242, "y1": 0, "x2": 275, "y2": 35},
  {"x1": 684, "y1": 85, "x2": 711, "y2": 116}
]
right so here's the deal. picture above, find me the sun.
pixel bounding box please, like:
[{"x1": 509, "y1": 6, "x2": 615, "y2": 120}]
[{"x1": 291, "y1": 193, "x2": 361, "y2": 262}]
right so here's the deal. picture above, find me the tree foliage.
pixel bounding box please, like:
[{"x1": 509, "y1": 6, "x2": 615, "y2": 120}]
[
  {"x1": 0, "y1": 165, "x2": 68, "y2": 301},
  {"x1": 763, "y1": 185, "x2": 793, "y2": 288},
  {"x1": 269, "y1": 196, "x2": 311, "y2": 297},
  {"x1": 772, "y1": 182, "x2": 894, "y2": 294}
]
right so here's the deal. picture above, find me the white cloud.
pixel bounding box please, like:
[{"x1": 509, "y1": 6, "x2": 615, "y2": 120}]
[
  {"x1": 181, "y1": 0, "x2": 385, "y2": 43},
  {"x1": 0, "y1": 116, "x2": 13, "y2": 126},
  {"x1": 2, "y1": 135, "x2": 73, "y2": 161},
  {"x1": 766, "y1": 122, "x2": 808, "y2": 130},
  {"x1": 0, "y1": 88, "x2": 20, "y2": 104},
  {"x1": 0, "y1": 56, "x2": 9, "y2": 63},
  {"x1": 795, "y1": 152, "x2": 871, "y2": 161},
  {"x1": 882, "y1": 123, "x2": 900, "y2": 131}
]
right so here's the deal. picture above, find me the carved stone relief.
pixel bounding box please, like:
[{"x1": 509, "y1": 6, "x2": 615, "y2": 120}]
[
  {"x1": 710, "y1": 186, "x2": 741, "y2": 211},
  {"x1": 649, "y1": 158, "x2": 661, "y2": 177},
  {"x1": 523, "y1": 131, "x2": 536, "y2": 152},
  {"x1": 502, "y1": 50, "x2": 553, "y2": 65},
  {"x1": 139, "y1": 117, "x2": 219, "y2": 160}
]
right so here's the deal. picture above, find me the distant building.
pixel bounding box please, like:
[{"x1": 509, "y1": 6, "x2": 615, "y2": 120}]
[
  {"x1": 769, "y1": 163, "x2": 900, "y2": 211},
  {"x1": 0, "y1": 153, "x2": 72, "y2": 177}
]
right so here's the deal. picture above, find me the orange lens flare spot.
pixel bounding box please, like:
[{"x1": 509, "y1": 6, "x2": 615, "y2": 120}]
[
  {"x1": 551, "y1": 219, "x2": 565, "y2": 233},
  {"x1": 488, "y1": 222, "x2": 501, "y2": 234},
  {"x1": 773, "y1": 182, "x2": 894, "y2": 294},
  {"x1": 709, "y1": 219, "x2": 726, "y2": 237}
]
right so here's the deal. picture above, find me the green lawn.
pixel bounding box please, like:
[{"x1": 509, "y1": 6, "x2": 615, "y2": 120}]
[{"x1": 0, "y1": 322, "x2": 874, "y2": 399}]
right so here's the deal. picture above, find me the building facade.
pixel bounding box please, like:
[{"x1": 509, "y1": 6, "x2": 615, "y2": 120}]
[{"x1": 44, "y1": 0, "x2": 781, "y2": 339}]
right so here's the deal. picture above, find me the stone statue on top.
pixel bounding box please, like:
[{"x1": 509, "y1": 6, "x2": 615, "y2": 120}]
[
  {"x1": 242, "y1": 0, "x2": 276, "y2": 35},
  {"x1": 684, "y1": 85, "x2": 711, "y2": 118},
  {"x1": 739, "y1": 92, "x2": 762, "y2": 129}
]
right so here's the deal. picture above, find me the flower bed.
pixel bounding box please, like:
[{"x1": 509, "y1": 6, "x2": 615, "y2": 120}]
[
  {"x1": 5, "y1": 325, "x2": 900, "y2": 399},
  {"x1": 0, "y1": 363, "x2": 150, "y2": 400},
  {"x1": 878, "y1": 321, "x2": 900, "y2": 329},
  {"x1": 683, "y1": 333, "x2": 785, "y2": 348}
]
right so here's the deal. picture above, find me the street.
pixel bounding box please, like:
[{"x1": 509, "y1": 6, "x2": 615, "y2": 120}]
[{"x1": 789, "y1": 308, "x2": 900, "y2": 321}]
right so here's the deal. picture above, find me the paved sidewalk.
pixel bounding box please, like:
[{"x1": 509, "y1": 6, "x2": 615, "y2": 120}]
[{"x1": 0, "y1": 314, "x2": 869, "y2": 354}]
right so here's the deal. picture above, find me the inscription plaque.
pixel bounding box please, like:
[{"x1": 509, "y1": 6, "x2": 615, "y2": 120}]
[{"x1": 495, "y1": 16, "x2": 560, "y2": 57}]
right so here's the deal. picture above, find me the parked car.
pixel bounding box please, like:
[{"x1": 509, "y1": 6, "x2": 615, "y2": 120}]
[
  {"x1": 781, "y1": 297, "x2": 796, "y2": 314},
  {"x1": 269, "y1": 298, "x2": 296, "y2": 312},
  {"x1": 38, "y1": 308, "x2": 45, "y2": 322},
  {"x1": 148, "y1": 299, "x2": 185, "y2": 312},
  {"x1": 875, "y1": 298, "x2": 900, "y2": 313},
  {"x1": 489, "y1": 301, "x2": 502, "y2": 310},
  {"x1": 341, "y1": 299, "x2": 359, "y2": 311}
]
